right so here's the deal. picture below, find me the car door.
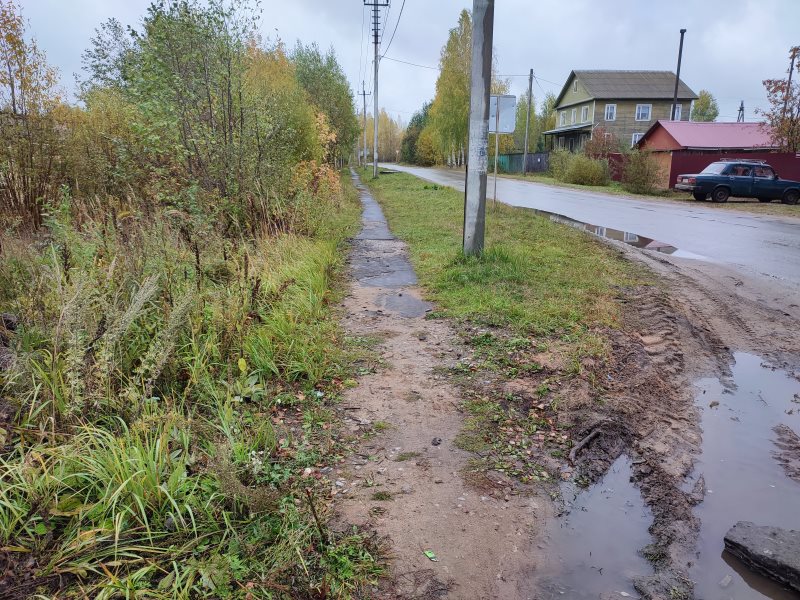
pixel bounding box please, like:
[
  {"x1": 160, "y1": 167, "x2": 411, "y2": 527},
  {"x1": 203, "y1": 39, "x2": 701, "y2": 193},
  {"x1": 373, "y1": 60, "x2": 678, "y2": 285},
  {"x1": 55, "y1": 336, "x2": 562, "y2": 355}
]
[
  {"x1": 727, "y1": 164, "x2": 753, "y2": 197},
  {"x1": 752, "y1": 166, "x2": 780, "y2": 199}
]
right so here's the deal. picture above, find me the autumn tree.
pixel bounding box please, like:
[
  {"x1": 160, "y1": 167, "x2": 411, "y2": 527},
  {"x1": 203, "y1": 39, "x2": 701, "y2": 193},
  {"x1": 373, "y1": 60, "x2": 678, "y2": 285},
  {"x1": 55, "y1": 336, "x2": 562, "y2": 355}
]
[
  {"x1": 538, "y1": 92, "x2": 557, "y2": 151},
  {"x1": 0, "y1": 0, "x2": 62, "y2": 227},
  {"x1": 513, "y1": 91, "x2": 541, "y2": 153},
  {"x1": 400, "y1": 102, "x2": 431, "y2": 164},
  {"x1": 759, "y1": 46, "x2": 800, "y2": 152},
  {"x1": 690, "y1": 89, "x2": 719, "y2": 122},
  {"x1": 424, "y1": 9, "x2": 510, "y2": 165},
  {"x1": 292, "y1": 42, "x2": 359, "y2": 164},
  {"x1": 582, "y1": 126, "x2": 621, "y2": 158}
]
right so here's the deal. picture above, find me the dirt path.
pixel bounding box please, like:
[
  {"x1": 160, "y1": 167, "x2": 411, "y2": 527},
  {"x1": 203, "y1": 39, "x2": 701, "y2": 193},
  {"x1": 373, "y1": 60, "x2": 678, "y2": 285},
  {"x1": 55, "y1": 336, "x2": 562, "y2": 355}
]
[{"x1": 333, "y1": 171, "x2": 548, "y2": 600}]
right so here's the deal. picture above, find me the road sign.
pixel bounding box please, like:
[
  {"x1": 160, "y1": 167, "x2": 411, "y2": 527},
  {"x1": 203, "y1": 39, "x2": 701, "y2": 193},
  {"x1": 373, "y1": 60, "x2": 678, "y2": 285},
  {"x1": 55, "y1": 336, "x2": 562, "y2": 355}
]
[{"x1": 489, "y1": 95, "x2": 516, "y2": 133}]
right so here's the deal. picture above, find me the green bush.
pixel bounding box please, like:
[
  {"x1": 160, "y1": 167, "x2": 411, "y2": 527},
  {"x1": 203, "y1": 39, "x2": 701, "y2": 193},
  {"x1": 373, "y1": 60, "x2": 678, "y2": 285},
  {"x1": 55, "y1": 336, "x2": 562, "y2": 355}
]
[
  {"x1": 622, "y1": 150, "x2": 663, "y2": 194},
  {"x1": 549, "y1": 150, "x2": 609, "y2": 186},
  {"x1": 549, "y1": 149, "x2": 572, "y2": 181},
  {"x1": 564, "y1": 155, "x2": 610, "y2": 186}
]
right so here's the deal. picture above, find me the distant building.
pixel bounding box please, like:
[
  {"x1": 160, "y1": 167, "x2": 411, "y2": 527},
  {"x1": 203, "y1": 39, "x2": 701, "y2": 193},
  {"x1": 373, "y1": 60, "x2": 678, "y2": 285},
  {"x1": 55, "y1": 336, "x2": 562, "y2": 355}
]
[
  {"x1": 635, "y1": 120, "x2": 799, "y2": 188},
  {"x1": 544, "y1": 70, "x2": 698, "y2": 151}
]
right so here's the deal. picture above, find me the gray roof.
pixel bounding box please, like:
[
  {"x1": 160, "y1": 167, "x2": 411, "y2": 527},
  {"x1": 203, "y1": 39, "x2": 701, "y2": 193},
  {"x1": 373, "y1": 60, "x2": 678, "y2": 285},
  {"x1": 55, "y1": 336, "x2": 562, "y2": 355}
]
[{"x1": 556, "y1": 70, "x2": 698, "y2": 106}]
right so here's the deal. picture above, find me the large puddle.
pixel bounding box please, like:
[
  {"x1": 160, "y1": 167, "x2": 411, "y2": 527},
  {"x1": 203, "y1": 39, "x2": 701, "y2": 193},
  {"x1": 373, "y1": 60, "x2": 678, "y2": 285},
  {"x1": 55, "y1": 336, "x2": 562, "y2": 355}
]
[
  {"x1": 533, "y1": 456, "x2": 654, "y2": 598},
  {"x1": 690, "y1": 353, "x2": 800, "y2": 599},
  {"x1": 533, "y1": 353, "x2": 800, "y2": 599},
  {"x1": 532, "y1": 209, "x2": 707, "y2": 260}
]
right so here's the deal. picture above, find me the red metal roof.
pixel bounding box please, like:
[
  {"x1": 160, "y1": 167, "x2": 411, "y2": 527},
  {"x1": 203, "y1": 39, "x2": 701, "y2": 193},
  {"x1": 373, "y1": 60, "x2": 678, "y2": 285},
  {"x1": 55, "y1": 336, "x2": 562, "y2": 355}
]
[{"x1": 640, "y1": 120, "x2": 777, "y2": 150}]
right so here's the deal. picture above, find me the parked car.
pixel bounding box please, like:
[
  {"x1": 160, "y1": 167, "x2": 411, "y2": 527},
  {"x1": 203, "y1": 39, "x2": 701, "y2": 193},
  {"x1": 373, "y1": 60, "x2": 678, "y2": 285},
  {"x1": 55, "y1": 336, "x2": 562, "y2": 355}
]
[{"x1": 674, "y1": 160, "x2": 800, "y2": 204}]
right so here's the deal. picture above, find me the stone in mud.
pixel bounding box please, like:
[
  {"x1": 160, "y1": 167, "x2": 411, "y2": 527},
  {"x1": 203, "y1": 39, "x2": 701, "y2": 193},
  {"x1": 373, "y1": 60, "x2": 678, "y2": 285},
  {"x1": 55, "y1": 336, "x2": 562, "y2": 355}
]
[{"x1": 723, "y1": 521, "x2": 800, "y2": 592}]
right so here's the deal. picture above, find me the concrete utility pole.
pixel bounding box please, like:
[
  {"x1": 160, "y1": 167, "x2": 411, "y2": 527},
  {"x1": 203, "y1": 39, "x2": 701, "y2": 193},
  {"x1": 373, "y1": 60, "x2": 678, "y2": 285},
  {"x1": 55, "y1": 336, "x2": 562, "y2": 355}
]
[
  {"x1": 463, "y1": 0, "x2": 494, "y2": 256},
  {"x1": 671, "y1": 28, "x2": 687, "y2": 120},
  {"x1": 359, "y1": 81, "x2": 371, "y2": 167},
  {"x1": 522, "y1": 68, "x2": 533, "y2": 174},
  {"x1": 364, "y1": 0, "x2": 389, "y2": 178}
]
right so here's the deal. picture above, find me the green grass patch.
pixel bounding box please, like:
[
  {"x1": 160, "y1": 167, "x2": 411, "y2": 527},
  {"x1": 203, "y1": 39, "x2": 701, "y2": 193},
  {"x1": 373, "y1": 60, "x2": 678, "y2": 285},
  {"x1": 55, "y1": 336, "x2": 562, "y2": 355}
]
[{"x1": 359, "y1": 168, "x2": 646, "y2": 338}]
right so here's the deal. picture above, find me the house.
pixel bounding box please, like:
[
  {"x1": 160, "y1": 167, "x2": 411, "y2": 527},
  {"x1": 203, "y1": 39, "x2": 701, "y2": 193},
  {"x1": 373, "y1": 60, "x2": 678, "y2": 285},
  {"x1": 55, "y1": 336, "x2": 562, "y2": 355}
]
[
  {"x1": 635, "y1": 120, "x2": 800, "y2": 188},
  {"x1": 543, "y1": 70, "x2": 698, "y2": 151}
]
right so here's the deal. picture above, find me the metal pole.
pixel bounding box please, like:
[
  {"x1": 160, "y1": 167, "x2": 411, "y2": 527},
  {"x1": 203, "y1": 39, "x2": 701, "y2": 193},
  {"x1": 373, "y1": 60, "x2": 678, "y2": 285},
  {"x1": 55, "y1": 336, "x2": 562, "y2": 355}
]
[
  {"x1": 672, "y1": 29, "x2": 686, "y2": 120},
  {"x1": 493, "y1": 104, "x2": 499, "y2": 209},
  {"x1": 523, "y1": 68, "x2": 533, "y2": 174},
  {"x1": 463, "y1": 0, "x2": 493, "y2": 256}
]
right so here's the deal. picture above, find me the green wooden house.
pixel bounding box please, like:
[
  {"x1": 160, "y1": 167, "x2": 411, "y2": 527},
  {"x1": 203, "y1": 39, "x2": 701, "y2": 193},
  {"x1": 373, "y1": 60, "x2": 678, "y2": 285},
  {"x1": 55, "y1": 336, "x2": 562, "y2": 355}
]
[{"x1": 543, "y1": 70, "x2": 698, "y2": 151}]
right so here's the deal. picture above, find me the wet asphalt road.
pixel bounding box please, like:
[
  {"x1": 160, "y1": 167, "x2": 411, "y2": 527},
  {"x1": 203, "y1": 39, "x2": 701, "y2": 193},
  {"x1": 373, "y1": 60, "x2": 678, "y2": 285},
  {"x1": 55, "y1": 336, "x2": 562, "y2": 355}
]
[{"x1": 379, "y1": 163, "x2": 800, "y2": 290}]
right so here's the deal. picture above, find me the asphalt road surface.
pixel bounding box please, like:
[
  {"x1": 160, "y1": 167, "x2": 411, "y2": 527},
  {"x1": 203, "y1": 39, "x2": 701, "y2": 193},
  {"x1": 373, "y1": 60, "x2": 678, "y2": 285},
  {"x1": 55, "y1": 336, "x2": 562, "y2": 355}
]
[{"x1": 379, "y1": 163, "x2": 800, "y2": 291}]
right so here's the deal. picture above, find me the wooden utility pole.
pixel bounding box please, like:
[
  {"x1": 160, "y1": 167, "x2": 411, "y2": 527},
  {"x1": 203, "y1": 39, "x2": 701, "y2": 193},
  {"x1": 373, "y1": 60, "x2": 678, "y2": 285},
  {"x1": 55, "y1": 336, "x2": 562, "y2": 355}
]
[
  {"x1": 364, "y1": 0, "x2": 389, "y2": 178},
  {"x1": 522, "y1": 68, "x2": 533, "y2": 174},
  {"x1": 463, "y1": 0, "x2": 494, "y2": 256}
]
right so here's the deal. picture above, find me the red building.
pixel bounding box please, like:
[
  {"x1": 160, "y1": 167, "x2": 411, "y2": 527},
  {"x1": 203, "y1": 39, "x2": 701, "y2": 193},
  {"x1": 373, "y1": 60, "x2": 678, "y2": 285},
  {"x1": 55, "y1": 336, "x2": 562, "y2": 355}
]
[{"x1": 636, "y1": 120, "x2": 800, "y2": 189}]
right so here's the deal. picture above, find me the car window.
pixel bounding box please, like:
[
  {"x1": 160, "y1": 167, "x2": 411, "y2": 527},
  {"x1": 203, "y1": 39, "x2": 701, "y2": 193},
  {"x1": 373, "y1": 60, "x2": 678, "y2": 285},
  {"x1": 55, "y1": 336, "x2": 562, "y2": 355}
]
[
  {"x1": 700, "y1": 163, "x2": 727, "y2": 174},
  {"x1": 730, "y1": 165, "x2": 752, "y2": 176},
  {"x1": 754, "y1": 166, "x2": 775, "y2": 178}
]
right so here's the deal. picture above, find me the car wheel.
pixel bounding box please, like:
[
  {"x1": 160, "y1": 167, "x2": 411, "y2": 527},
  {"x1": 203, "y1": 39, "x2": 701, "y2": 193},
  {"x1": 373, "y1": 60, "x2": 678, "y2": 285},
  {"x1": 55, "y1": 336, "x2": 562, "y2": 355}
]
[
  {"x1": 711, "y1": 187, "x2": 730, "y2": 203},
  {"x1": 781, "y1": 190, "x2": 799, "y2": 205},
  {"x1": 757, "y1": 197, "x2": 772, "y2": 203},
  {"x1": 692, "y1": 192, "x2": 706, "y2": 201}
]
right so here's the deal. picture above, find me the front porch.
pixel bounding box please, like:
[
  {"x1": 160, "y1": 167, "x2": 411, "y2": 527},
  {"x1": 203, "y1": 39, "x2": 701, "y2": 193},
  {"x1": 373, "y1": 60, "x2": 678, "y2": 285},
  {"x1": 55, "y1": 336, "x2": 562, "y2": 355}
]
[{"x1": 543, "y1": 122, "x2": 592, "y2": 152}]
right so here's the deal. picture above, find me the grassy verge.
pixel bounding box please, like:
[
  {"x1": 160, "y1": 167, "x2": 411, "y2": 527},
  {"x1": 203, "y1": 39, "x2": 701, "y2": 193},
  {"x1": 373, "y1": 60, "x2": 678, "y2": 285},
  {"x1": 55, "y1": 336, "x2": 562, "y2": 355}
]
[
  {"x1": 358, "y1": 168, "x2": 650, "y2": 484},
  {"x1": 501, "y1": 172, "x2": 800, "y2": 218},
  {"x1": 0, "y1": 171, "x2": 383, "y2": 598}
]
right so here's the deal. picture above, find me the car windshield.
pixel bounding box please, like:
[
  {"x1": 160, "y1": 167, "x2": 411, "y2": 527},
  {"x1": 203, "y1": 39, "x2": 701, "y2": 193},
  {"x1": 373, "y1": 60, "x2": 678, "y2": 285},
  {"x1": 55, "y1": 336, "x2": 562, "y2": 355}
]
[{"x1": 700, "y1": 162, "x2": 728, "y2": 175}]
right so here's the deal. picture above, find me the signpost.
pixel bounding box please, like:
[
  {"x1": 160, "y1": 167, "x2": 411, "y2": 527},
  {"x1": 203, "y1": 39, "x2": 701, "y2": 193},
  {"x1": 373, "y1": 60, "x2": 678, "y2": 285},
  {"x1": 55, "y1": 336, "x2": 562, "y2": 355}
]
[{"x1": 489, "y1": 94, "x2": 516, "y2": 208}]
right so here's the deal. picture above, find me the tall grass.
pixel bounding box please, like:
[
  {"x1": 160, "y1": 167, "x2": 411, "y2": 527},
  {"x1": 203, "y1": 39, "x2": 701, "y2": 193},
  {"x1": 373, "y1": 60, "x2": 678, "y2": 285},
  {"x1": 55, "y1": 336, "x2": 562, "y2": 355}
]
[{"x1": 0, "y1": 170, "x2": 381, "y2": 597}]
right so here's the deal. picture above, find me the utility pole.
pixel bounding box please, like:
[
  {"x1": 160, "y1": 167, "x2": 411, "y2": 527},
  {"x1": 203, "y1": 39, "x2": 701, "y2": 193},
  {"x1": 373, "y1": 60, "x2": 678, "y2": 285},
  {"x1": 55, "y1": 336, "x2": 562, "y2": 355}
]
[
  {"x1": 783, "y1": 47, "x2": 797, "y2": 121},
  {"x1": 463, "y1": 0, "x2": 493, "y2": 256},
  {"x1": 737, "y1": 101, "x2": 745, "y2": 123},
  {"x1": 358, "y1": 81, "x2": 371, "y2": 167},
  {"x1": 522, "y1": 68, "x2": 533, "y2": 175},
  {"x1": 671, "y1": 28, "x2": 687, "y2": 120},
  {"x1": 364, "y1": 0, "x2": 389, "y2": 178}
]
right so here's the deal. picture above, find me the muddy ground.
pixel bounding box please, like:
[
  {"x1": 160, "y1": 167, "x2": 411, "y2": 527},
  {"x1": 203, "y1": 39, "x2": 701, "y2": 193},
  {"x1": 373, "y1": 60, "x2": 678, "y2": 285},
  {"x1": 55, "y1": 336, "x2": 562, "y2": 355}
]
[{"x1": 334, "y1": 171, "x2": 800, "y2": 600}]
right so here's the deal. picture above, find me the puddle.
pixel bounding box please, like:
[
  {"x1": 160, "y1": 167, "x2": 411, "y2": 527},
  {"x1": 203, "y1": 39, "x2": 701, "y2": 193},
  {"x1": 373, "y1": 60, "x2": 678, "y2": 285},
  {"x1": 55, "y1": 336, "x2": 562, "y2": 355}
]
[
  {"x1": 532, "y1": 209, "x2": 707, "y2": 260},
  {"x1": 533, "y1": 455, "x2": 654, "y2": 599},
  {"x1": 690, "y1": 353, "x2": 800, "y2": 599}
]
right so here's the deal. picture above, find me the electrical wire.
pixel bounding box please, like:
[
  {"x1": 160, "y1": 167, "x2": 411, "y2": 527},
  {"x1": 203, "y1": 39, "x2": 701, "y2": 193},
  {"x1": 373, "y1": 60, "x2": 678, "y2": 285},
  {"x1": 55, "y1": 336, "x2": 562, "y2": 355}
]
[
  {"x1": 380, "y1": 0, "x2": 405, "y2": 58},
  {"x1": 382, "y1": 55, "x2": 438, "y2": 70}
]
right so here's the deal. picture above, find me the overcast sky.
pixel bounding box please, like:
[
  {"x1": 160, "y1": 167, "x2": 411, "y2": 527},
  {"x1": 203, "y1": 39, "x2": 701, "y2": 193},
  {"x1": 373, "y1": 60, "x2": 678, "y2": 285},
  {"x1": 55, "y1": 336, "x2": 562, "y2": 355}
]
[{"x1": 20, "y1": 0, "x2": 800, "y2": 124}]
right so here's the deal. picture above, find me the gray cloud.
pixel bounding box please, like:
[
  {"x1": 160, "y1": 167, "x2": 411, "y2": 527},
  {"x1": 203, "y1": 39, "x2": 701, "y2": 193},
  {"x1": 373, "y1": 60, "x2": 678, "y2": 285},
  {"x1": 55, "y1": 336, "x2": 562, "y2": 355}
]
[{"x1": 21, "y1": 0, "x2": 800, "y2": 122}]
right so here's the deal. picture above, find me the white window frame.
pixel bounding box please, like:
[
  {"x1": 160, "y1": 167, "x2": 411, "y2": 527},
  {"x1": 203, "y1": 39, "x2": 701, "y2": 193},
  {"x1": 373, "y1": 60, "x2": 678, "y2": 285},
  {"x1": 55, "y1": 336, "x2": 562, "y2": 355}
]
[
  {"x1": 571, "y1": 108, "x2": 576, "y2": 124},
  {"x1": 672, "y1": 103, "x2": 682, "y2": 120},
  {"x1": 631, "y1": 132, "x2": 644, "y2": 146},
  {"x1": 581, "y1": 106, "x2": 589, "y2": 122},
  {"x1": 604, "y1": 103, "x2": 616, "y2": 121},
  {"x1": 559, "y1": 111, "x2": 567, "y2": 127},
  {"x1": 635, "y1": 104, "x2": 652, "y2": 121}
]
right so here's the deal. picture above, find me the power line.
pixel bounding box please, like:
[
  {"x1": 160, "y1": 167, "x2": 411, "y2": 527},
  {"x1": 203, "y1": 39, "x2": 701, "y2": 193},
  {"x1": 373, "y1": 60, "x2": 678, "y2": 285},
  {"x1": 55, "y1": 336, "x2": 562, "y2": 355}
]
[
  {"x1": 380, "y1": 0, "x2": 406, "y2": 58},
  {"x1": 382, "y1": 55, "x2": 437, "y2": 70}
]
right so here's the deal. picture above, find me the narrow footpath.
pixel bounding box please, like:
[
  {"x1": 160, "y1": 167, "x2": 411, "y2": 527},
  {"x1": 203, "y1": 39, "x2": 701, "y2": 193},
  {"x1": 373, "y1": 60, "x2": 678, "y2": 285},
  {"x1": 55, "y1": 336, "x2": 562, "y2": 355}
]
[{"x1": 334, "y1": 170, "x2": 546, "y2": 599}]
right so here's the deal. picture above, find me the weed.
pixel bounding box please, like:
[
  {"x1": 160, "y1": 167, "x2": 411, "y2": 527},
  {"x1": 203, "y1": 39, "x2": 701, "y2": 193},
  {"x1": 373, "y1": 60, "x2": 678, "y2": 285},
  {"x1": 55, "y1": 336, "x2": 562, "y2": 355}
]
[
  {"x1": 371, "y1": 491, "x2": 393, "y2": 501},
  {"x1": 395, "y1": 451, "x2": 421, "y2": 462}
]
